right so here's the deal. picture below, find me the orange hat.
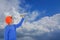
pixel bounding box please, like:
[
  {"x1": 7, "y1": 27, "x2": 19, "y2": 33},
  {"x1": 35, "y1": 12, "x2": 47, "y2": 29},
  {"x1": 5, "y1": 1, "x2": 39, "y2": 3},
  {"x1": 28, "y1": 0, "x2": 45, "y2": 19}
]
[{"x1": 5, "y1": 16, "x2": 12, "y2": 24}]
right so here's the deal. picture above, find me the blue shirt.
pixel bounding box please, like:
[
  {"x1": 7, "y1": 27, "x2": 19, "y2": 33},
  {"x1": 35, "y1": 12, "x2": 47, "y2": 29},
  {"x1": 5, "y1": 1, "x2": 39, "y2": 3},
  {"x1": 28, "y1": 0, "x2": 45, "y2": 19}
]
[{"x1": 4, "y1": 18, "x2": 24, "y2": 40}]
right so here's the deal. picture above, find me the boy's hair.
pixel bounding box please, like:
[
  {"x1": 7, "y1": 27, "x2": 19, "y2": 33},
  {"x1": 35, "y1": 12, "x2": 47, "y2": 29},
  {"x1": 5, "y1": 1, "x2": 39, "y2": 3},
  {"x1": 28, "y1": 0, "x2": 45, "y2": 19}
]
[{"x1": 5, "y1": 16, "x2": 12, "y2": 24}]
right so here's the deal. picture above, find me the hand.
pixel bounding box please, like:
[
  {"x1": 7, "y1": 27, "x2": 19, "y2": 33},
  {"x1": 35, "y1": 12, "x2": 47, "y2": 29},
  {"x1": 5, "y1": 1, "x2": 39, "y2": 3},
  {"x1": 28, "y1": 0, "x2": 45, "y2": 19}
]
[{"x1": 20, "y1": 14, "x2": 25, "y2": 18}]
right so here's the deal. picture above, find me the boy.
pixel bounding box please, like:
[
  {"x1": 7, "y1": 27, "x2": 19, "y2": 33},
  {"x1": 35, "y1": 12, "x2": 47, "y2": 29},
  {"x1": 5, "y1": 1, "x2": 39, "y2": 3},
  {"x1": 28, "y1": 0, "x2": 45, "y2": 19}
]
[{"x1": 4, "y1": 15, "x2": 24, "y2": 40}]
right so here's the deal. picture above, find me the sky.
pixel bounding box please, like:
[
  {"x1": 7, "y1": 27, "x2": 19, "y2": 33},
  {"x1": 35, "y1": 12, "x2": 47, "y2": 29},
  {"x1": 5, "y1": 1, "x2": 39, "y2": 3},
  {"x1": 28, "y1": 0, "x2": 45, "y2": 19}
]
[
  {"x1": 19, "y1": 0, "x2": 60, "y2": 21},
  {"x1": 0, "y1": 0, "x2": 60, "y2": 40}
]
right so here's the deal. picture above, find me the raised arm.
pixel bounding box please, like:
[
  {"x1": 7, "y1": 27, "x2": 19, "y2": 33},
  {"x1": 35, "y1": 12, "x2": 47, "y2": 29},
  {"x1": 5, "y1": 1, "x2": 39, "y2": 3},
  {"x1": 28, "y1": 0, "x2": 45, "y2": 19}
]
[
  {"x1": 14, "y1": 15, "x2": 25, "y2": 28},
  {"x1": 14, "y1": 18, "x2": 24, "y2": 28}
]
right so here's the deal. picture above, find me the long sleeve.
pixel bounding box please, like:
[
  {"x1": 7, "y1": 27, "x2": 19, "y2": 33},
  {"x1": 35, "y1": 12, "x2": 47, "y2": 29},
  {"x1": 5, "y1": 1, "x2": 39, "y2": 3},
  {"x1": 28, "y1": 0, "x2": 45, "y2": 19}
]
[
  {"x1": 4, "y1": 27, "x2": 9, "y2": 40},
  {"x1": 14, "y1": 18, "x2": 24, "y2": 28}
]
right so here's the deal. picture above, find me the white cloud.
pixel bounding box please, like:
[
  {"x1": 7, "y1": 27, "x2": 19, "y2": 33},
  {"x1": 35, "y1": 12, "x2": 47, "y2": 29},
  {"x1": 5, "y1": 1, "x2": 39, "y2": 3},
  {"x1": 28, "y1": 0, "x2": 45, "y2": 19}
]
[
  {"x1": 25, "y1": 11, "x2": 39, "y2": 22},
  {"x1": 17, "y1": 13, "x2": 60, "y2": 35},
  {"x1": 0, "y1": 0, "x2": 23, "y2": 29},
  {"x1": 0, "y1": 0, "x2": 60, "y2": 38},
  {"x1": 0, "y1": 0, "x2": 20, "y2": 14}
]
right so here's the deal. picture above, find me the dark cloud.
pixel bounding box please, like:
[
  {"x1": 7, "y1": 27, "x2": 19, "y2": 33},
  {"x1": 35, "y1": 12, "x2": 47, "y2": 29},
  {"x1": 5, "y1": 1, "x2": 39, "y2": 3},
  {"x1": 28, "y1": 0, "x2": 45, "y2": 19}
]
[
  {"x1": 17, "y1": 29, "x2": 60, "y2": 40},
  {"x1": 0, "y1": 29, "x2": 4, "y2": 40},
  {"x1": 0, "y1": 29, "x2": 60, "y2": 40}
]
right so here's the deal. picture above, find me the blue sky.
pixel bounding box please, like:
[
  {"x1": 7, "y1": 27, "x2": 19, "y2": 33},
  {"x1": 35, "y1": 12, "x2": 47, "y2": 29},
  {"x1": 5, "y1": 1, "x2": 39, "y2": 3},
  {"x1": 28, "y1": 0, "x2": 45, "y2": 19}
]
[
  {"x1": 20, "y1": 0, "x2": 60, "y2": 21},
  {"x1": 0, "y1": 0, "x2": 60, "y2": 40}
]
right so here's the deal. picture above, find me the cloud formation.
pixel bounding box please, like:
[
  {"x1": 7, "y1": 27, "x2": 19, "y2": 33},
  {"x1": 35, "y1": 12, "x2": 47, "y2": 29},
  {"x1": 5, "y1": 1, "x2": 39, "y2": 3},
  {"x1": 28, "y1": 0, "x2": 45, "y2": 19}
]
[
  {"x1": 0, "y1": 0, "x2": 60, "y2": 40},
  {"x1": 16, "y1": 13, "x2": 60, "y2": 40},
  {"x1": 17, "y1": 13, "x2": 60, "y2": 36}
]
